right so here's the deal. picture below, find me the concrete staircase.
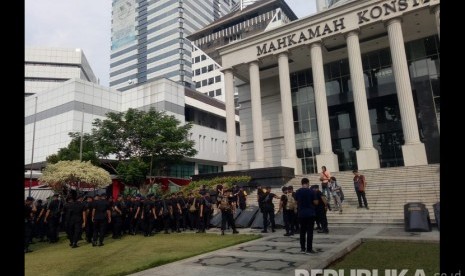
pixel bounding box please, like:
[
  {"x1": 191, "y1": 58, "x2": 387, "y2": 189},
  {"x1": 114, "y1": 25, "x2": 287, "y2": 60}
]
[{"x1": 246, "y1": 164, "x2": 440, "y2": 225}]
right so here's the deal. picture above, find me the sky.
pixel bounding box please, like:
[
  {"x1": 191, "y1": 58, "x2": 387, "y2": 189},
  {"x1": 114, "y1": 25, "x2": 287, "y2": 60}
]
[{"x1": 25, "y1": 0, "x2": 317, "y2": 87}]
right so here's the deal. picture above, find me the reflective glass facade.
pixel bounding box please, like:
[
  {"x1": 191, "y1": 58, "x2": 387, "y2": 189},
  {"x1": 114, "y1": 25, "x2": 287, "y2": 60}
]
[{"x1": 291, "y1": 35, "x2": 440, "y2": 174}]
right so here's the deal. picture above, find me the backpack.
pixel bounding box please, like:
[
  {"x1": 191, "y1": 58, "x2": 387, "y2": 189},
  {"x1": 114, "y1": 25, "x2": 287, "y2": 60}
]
[
  {"x1": 189, "y1": 198, "x2": 197, "y2": 213},
  {"x1": 218, "y1": 197, "x2": 230, "y2": 211},
  {"x1": 285, "y1": 194, "x2": 296, "y2": 210}
]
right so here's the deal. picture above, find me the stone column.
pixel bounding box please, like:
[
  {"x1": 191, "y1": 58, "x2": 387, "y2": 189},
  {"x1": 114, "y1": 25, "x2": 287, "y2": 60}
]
[
  {"x1": 386, "y1": 18, "x2": 427, "y2": 166},
  {"x1": 223, "y1": 69, "x2": 241, "y2": 171},
  {"x1": 249, "y1": 61, "x2": 267, "y2": 169},
  {"x1": 310, "y1": 43, "x2": 339, "y2": 172},
  {"x1": 346, "y1": 31, "x2": 380, "y2": 170},
  {"x1": 278, "y1": 52, "x2": 302, "y2": 174}
]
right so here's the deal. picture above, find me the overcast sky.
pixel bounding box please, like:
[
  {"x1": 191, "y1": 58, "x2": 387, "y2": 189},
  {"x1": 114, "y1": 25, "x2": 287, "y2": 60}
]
[{"x1": 25, "y1": 0, "x2": 317, "y2": 87}]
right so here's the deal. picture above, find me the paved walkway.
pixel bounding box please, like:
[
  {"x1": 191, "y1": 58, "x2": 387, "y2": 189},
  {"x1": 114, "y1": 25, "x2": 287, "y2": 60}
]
[{"x1": 129, "y1": 226, "x2": 439, "y2": 276}]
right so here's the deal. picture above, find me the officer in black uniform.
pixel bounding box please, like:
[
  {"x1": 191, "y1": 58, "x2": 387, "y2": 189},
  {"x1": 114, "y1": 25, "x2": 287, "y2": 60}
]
[
  {"x1": 197, "y1": 192, "x2": 213, "y2": 233},
  {"x1": 44, "y1": 194, "x2": 62, "y2": 243},
  {"x1": 311, "y1": 185, "x2": 329, "y2": 234},
  {"x1": 260, "y1": 186, "x2": 279, "y2": 233},
  {"x1": 25, "y1": 197, "x2": 36, "y2": 253},
  {"x1": 34, "y1": 199, "x2": 46, "y2": 242},
  {"x1": 159, "y1": 195, "x2": 173, "y2": 234},
  {"x1": 112, "y1": 194, "x2": 124, "y2": 239},
  {"x1": 142, "y1": 194, "x2": 156, "y2": 236},
  {"x1": 187, "y1": 193, "x2": 198, "y2": 231},
  {"x1": 170, "y1": 194, "x2": 182, "y2": 233},
  {"x1": 131, "y1": 195, "x2": 143, "y2": 235},
  {"x1": 84, "y1": 196, "x2": 94, "y2": 243},
  {"x1": 218, "y1": 189, "x2": 239, "y2": 235},
  {"x1": 177, "y1": 192, "x2": 188, "y2": 231},
  {"x1": 68, "y1": 195, "x2": 86, "y2": 248},
  {"x1": 92, "y1": 193, "x2": 111, "y2": 246}
]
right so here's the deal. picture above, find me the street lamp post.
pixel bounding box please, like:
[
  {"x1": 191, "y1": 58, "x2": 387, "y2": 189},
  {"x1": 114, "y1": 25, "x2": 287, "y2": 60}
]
[
  {"x1": 29, "y1": 96, "x2": 38, "y2": 197},
  {"x1": 78, "y1": 103, "x2": 84, "y2": 193}
]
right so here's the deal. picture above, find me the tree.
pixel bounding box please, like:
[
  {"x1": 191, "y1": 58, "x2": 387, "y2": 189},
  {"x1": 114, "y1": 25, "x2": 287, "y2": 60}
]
[
  {"x1": 39, "y1": 160, "x2": 111, "y2": 197},
  {"x1": 92, "y1": 108, "x2": 197, "y2": 187},
  {"x1": 46, "y1": 132, "x2": 99, "y2": 165}
]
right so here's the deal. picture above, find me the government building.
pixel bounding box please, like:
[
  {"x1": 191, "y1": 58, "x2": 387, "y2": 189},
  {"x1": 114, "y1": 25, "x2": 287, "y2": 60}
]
[{"x1": 218, "y1": 0, "x2": 440, "y2": 174}]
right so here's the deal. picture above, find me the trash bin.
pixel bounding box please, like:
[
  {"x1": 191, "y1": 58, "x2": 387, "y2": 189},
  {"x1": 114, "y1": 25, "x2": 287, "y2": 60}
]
[
  {"x1": 404, "y1": 202, "x2": 432, "y2": 232},
  {"x1": 433, "y1": 202, "x2": 440, "y2": 231}
]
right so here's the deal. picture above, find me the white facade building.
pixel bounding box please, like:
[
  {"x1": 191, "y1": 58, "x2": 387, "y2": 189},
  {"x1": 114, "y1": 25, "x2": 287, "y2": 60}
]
[
  {"x1": 218, "y1": 0, "x2": 440, "y2": 174},
  {"x1": 25, "y1": 78, "x2": 240, "y2": 177},
  {"x1": 25, "y1": 47, "x2": 98, "y2": 97}
]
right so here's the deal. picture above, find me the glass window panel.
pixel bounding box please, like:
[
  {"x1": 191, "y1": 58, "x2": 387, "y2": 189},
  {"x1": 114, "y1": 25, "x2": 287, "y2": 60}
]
[
  {"x1": 323, "y1": 64, "x2": 331, "y2": 80},
  {"x1": 369, "y1": 108, "x2": 378, "y2": 126},
  {"x1": 330, "y1": 62, "x2": 341, "y2": 78},
  {"x1": 340, "y1": 59, "x2": 350, "y2": 76},
  {"x1": 298, "y1": 71, "x2": 306, "y2": 87},
  {"x1": 300, "y1": 120, "x2": 310, "y2": 133},
  {"x1": 305, "y1": 69, "x2": 313, "y2": 85},
  {"x1": 325, "y1": 79, "x2": 341, "y2": 96},
  {"x1": 297, "y1": 87, "x2": 310, "y2": 103},
  {"x1": 409, "y1": 40, "x2": 426, "y2": 60},
  {"x1": 310, "y1": 118, "x2": 318, "y2": 132},
  {"x1": 341, "y1": 76, "x2": 351, "y2": 93},
  {"x1": 379, "y1": 49, "x2": 392, "y2": 67},
  {"x1": 294, "y1": 121, "x2": 302, "y2": 134},
  {"x1": 376, "y1": 67, "x2": 394, "y2": 85},
  {"x1": 413, "y1": 59, "x2": 428, "y2": 77},
  {"x1": 293, "y1": 106, "x2": 299, "y2": 121},
  {"x1": 369, "y1": 53, "x2": 380, "y2": 69},
  {"x1": 290, "y1": 73, "x2": 298, "y2": 88},
  {"x1": 362, "y1": 54, "x2": 370, "y2": 70},
  {"x1": 424, "y1": 36, "x2": 437, "y2": 56},
  {"x1": 299, "y1": 104, "x2": 310, "y2": 121},
  {"x1": 427, "y1": 57, "x2": 439, "y2": 76},
  {"x1": 338, "y1": 113, "x2": 351, "y2": 129}
]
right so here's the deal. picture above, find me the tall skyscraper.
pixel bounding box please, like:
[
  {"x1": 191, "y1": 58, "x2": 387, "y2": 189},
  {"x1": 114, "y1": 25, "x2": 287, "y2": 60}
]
[{"x1": 110, "y1": 0, "x2": 235, "y2": 92}]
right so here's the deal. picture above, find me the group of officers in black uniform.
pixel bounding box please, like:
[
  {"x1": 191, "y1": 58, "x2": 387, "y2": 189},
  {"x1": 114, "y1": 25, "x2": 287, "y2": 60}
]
[
  {"x1": 24, "y1": 181, "x2": 331, "y2": 254},
  {"x1": 24, "y1": 184, "x2": 248, "y2": 253}
]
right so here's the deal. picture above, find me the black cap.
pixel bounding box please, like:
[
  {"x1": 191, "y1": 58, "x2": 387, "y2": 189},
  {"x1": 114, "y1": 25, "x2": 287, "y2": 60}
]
[
  {"x1": 26, "y1": 196, "x2": 34, "y2": 201},
  {"x1": 310, "y1": 184, "x2": 319, "y2": 189},
  {"x1": 37, "y1": 199, "x2": 42, "y2": 203}
]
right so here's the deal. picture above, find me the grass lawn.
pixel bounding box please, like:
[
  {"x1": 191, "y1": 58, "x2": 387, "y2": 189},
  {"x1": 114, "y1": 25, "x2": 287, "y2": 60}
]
[
  {"x1": 329, "y1": 240, "x2": 439, "y2": 275},
  {"x1": 25, "y1": 233, "x2": 260, "y2": 276}
]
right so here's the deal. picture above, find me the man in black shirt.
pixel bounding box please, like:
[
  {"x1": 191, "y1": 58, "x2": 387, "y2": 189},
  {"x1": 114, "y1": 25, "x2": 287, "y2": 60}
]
[
  {"x1": 68, "y1": 195, "x2": 86, "y2": 248},
  {"x1": 112, "y1": 194, "x2": 125, "y2": 238},
  {"x1": 311, "y1": 185, "x2": 329, "y2": 234},
  {"x1": 237, "y1": 186, "x2": 247, "y2": 211},
  {"x1": 296, "y1": 179, "x2": 318, "y2": 254},
  {"x1": 84, "y1": 196, "x2": 94, "y2": 243},
  {"x1": 92, "y1": 194, "x2": 111, "y2": 246},
  {"x1": 260, "y1": 186, "x2": 279, "y2": 233},
  {"x1": 197, "y1": 192, "x2": 213, "y2": 233},
  {"x1": 44, "y1": 194, "x2": 61, "y2": 243}
]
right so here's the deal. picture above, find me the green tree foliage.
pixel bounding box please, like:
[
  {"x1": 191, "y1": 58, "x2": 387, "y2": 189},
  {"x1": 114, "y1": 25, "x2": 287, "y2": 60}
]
[
  {"x1": 92, "y1": 108, "x2": 197, "y2": 187},
  {"x1": 46, "y1": 132, "x2": 99, "y2": 165}
]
